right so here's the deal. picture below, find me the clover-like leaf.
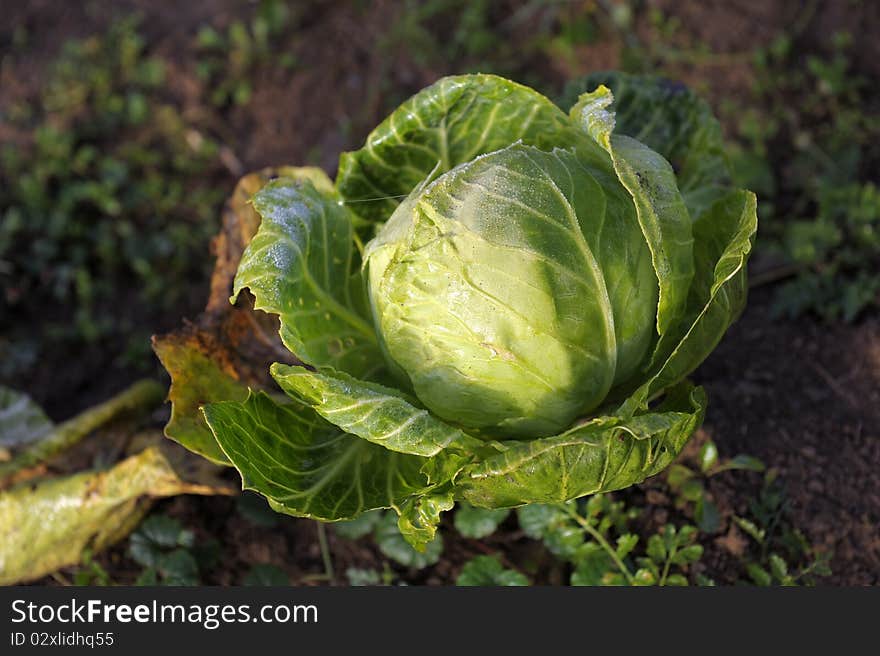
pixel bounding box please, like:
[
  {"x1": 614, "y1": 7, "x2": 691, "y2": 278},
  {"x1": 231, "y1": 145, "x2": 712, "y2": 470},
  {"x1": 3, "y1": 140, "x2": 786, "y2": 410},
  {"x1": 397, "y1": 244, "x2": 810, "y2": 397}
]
[
  {"x1": 516, "y1": 504, "x2": 567, "y2": 540},
  {"x1": 456, "y1": 555, "x2": 528, "y2": 586},
  {"x1": 454, "y1": 503, "x2": 510, "y2": 539},
  {"x1": 129, "y1": 515, "x2": 194, "y2": 568},
  {"x1": 332, "y1": 510, "x2": 383, "y2": 540},
  {"x1": 244, "y1": 564, "x2": 290, "y2": 586}
]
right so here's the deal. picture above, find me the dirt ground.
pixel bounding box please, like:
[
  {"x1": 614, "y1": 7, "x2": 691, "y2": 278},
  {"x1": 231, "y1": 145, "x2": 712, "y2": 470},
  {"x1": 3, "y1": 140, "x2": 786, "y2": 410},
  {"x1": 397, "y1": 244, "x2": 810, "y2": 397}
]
[
  {"x1": 3, "y1": 0, "x2": 877, "y2": 585},
  {"x1": 695, "y1": 289, "x2": 880, "y2": 585}
]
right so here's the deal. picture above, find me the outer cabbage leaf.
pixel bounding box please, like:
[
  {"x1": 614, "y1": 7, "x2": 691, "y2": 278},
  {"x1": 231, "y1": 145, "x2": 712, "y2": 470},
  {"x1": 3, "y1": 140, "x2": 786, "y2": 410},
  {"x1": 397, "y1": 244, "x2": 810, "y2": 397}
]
[
  {"x1": 233, "y1": 178, "x2": 382, "y2": 379},
  {"x1": 459, "y1": 382, "x2": 705, "y2": 507},
  {"x1": 336, "y1": 74, "x2": 580, "y2": 224},
  {"x1": 619, "y1": 189, "x2": 757, "y2": 414},
  {"x1": 202, "y1": 391, "x2": 432, "y2": 521},
  {"x1": 264, "y1": 361, "x2": 705, "y2": 548},
  {"x1": 570, "y1": 86, "x2": 694, "y2": 365},
  {"x1": 153, "y1": 167, "x2": 319, "y2": 463},
  {"x1": 0, "y1": 445, "x2": 230, "y2": 585},
  {"x1": 152, "y1": 332, "x2": 247, "y2": 464},
  {"x1": 270, "y1": 364, "x2": 481, "y2": 461},
  {"x1": 561, "y1": 72, "x2": 731, "y2": 218}
]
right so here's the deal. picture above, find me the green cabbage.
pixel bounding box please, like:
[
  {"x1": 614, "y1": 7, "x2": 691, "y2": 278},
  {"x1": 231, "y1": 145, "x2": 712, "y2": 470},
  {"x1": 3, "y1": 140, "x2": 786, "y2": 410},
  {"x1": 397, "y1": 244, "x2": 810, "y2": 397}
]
[{"x1": 161, "y1": 72, "x2": 757, "y2": 549}]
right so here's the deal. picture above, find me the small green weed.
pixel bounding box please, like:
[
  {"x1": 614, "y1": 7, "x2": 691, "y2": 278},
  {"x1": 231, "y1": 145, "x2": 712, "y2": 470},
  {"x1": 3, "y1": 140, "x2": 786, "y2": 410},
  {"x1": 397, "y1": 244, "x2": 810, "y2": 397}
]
[
  {"x1": 666, "y1": 438, "x2": 765, "y2": 533},
  {"x1": 0, "y1": 17, "x2": 225, "y2": 374},
  {"x1": 195, "y1": 0, "x2": 296, "y2": 107},
  {"x1": 734, "y1": 470, "x2": 833, "y2": 586},
  {"x1": 129, "y1": 514, "x2": 218, "y2": 586}
]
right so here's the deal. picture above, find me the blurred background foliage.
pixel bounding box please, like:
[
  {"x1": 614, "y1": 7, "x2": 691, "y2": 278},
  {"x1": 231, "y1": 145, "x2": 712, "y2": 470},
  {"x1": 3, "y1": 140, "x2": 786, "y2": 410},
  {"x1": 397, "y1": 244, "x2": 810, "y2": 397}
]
[{"x1": 0, "y1": 0, "x2": 877, "y2": 415}]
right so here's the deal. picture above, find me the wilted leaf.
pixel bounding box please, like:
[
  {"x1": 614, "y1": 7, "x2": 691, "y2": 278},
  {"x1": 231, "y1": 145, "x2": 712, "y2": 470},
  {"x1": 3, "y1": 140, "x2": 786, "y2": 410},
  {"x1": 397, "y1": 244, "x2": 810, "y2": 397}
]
[
  {"x1": 0, "y1": 380, "x2": 164, "y2": 487},
  {"x1": 0, "y1": 445, "x2": 232, "y2": 585},
  {"x1": 152, "y1": 329, "x2": 249, "y2": 464}
]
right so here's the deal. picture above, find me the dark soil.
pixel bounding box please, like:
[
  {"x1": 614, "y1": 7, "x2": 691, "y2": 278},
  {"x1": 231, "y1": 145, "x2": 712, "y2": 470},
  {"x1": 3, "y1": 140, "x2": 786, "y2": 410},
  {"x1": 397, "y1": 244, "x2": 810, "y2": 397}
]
[
  {"x1": 3, "y1": 1, "x2": 877, "y2": 585},
  {"x1": 695, "y1": 288, "x2": 880, "y2": 585}
]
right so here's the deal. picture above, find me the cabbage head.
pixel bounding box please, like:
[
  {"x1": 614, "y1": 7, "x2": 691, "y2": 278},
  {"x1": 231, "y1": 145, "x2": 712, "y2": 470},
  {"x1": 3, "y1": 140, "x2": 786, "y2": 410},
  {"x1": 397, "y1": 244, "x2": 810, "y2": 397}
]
[{"x1": 161, "y1": 73, "x2": 757, "y2": 549}]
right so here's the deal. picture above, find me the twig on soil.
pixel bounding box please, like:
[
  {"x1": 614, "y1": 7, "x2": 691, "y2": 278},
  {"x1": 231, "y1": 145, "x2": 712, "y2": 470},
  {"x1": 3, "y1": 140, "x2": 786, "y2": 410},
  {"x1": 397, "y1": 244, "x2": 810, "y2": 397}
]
[
  {"x1": 749, "y1": 263, "x2": 805, "y2": 289},
  {"x1": 0, "y1": 379, "x2": 165, "y2": 487},
  {"x1": 243, "y1": 310, "x2": 299, "y2": 362},
  {"x1": 806, "y1": 361, "x2": 860, "y2": 410}
]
